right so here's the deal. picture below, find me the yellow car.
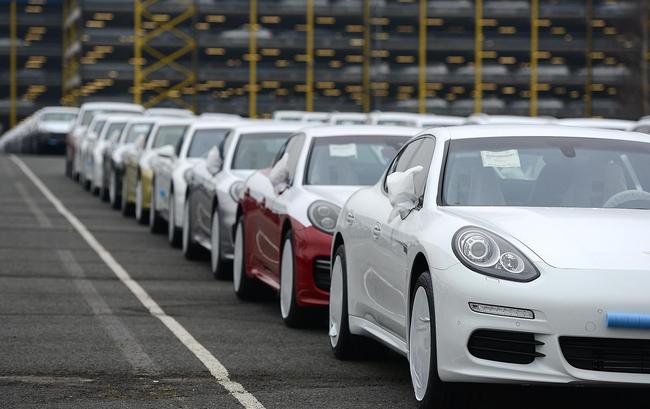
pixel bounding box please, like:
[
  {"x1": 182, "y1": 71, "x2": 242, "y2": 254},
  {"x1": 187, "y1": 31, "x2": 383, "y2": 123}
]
[{"x1": 121, "y1": 118, "x2": 193, "y2": 224}]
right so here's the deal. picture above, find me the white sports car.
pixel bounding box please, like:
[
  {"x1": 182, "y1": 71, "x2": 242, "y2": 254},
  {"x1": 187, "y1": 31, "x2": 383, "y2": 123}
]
[
  {"x1": 329, "y1": 125, "x2": 650, "y2": 407},
  {"x1": 182, "y1": 122, "x2": 304, "y2": 275}
]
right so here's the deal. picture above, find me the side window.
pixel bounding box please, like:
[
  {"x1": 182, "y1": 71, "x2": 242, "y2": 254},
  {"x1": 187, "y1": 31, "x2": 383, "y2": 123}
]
[
  {"x1": 284, "y1": 134, "x2": 305, "y2": 183},
  {"x1": 384, "y1": 137, "x2": 435, "y2": 201}
]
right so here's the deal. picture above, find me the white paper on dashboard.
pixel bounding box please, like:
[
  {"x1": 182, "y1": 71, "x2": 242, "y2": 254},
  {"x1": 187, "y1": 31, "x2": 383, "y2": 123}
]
[
  {"x1": 480, "y1": 149, "x2": 521, "y2": 168},
  {"x1": 329, "y1": 143, "x2": 357, "y2": 157}
]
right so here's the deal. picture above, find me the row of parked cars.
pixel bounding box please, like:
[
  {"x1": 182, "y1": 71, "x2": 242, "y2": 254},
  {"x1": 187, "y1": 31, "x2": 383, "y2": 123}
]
[{"x1": 5, "y1": 103, "x2": 650, "y2": 406}]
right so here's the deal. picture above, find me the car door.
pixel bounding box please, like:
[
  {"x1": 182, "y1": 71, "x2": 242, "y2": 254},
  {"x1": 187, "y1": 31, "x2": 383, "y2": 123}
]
[
  {"x1": 258, "y1": 134, "x2": 305, "y2": 281},
  {"x1": 366, "y1": 137, "x2": 435, "y2": 338}
]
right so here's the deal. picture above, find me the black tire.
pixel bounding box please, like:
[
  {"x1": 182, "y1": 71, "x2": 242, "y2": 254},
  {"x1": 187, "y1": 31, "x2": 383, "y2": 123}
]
[
  {"x1": 182, "y1": 196, "x2": 203, "y2": 260},
  {"x1": 149, "y1": 179, "x2": 165, "y2": 233},
  {"x1": 109, "y1": 169, "x2": 121, "y2": 210},
  {"x1": 168, "y1": 191, "x2": 182, "y2": 248},
  {"x1": 410, "y1": 272, "x2": 450, "y2": 409},
  {"x1": 135, "y1": 178, "x2": 149, "y2": 225},
  {"x1": 121, "y1": 175, "x2": 134, "y2": 216},
  {"x1": 279, "y1": 229, "x2": 309, "y2": 328},
  {"x1": 210, "y1": 206, "x2": 230, "y2": 280},
  {"x1": 233, "y1": 217, "x2": 262, "y2": 300},
  {"x1": 329, "y1": 244, "x2": 365, "y2": 359}
]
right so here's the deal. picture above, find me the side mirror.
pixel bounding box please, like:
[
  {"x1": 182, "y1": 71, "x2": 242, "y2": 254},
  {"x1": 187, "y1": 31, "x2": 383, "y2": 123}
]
[
  {"x1": 386, "y1": 165, "x2": 423, "y2": 221},
  {"x1": 135, "y1": 133, "x2": 146, "y2": 150},
  {"x1": 206, "y1": 146, "x2": 223, "y2": 175},
  {"x1": 157, "y1": 144, "x2": 175, "y2": 159},
  {"x1": 269, "y1": 153, "x2": 290, "y2": 194}
]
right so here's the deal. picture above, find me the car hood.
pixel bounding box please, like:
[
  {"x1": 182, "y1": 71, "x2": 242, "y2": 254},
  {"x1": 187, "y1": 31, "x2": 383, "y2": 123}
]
[
  {"x1": 442, "y1": 207, "x2": 650, "y2": 270},
  {"x1": 231, "y1": 169, "x2": 255, "y2": 181},
  {"x1": 302, "y1": 185, "x2": 363, "y2": 207}
]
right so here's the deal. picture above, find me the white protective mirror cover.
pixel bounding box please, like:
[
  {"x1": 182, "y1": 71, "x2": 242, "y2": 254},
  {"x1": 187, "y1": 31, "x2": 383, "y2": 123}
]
[
  {"x1": 206, "y1": 146, "x2": 223, "y2": 174},
  {"x1": 157, "y1": 144, "x2": 175, "y2": 158},
  {"x1": 135, "y1": 133, "x2": 146, "y2": 150},
  {"x1": 269, "y1": 153, "x2": 290, "y2": 186},
  {"x1": 387, "y1": 165, "x2": 423, "y2": 221}
]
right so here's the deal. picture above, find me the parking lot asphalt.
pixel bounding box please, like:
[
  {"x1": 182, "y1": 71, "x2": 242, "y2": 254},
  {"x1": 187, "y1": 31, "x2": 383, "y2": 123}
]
[{"x1": 0, "y1": 155, "x2": 648, "y2": 409}]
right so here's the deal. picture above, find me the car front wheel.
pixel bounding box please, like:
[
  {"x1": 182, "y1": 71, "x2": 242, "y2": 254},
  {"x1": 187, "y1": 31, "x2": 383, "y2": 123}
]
[
  {"x1": 182, "y1": 197, "x2": 202, "y2": 259},
  {"x1": 280, "y1": 230, "x2": 307, "y2": 327},
  {"x1": 210, "y1": 207, "x2": 230, "y2": 280},
  {"x1": 409, "y1": 272, "x2": 449, "y2": 408}
]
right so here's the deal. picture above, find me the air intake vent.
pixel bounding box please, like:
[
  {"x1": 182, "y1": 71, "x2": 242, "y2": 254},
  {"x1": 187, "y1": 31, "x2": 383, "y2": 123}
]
[
  {"x1": 560, "y1": 336, "x2": 650, "y2": 374},
  {"x1": 313, "y1": 257, "x2": 331, "y2": 291},
  {"x1": 468, "y1": 329, "x2": 544, "y2": 364}
]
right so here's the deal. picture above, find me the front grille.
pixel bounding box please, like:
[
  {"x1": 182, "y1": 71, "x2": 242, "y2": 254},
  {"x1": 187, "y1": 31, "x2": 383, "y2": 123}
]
[
  {"x1": 468, "y1": 329, "x2": 545, "y2": 364},
  {"x1": 313, "y1": 257, "x2": 331, "y2": 291},
  {"x1": 560, "y1": 336, "x2": 650, "y2": 374}
]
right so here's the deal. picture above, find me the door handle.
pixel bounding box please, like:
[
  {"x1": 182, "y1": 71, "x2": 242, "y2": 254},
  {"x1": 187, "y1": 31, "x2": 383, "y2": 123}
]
[
  {"x1": 372, "y1": 224, "x2": 381, "y2": 240},
  {"x1": 345, "y1": 212, "x2": 355, "y2": 224}
]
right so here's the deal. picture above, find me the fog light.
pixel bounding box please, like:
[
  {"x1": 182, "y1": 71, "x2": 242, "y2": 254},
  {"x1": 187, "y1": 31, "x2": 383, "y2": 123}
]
[{"x1": 469, "y1": 302, "x2": 535, "y2": 320}]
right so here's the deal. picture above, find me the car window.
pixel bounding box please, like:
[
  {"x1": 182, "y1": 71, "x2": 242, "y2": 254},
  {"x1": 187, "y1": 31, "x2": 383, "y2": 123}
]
[
  {"x1": 103, "y1": 123, "x2": 126, "y2": 141},
  {"x1": 231, "y1": 132, "x2": 294, "y2": 170},
  {"x1": 187, "y1": 128, "x2": 231, "y2": 158},
  {"x1": 90, "y1": 120, "x2": 106, "y2": 138},
  {"x1": 385, "y1": 137, "x2": 435, "y2": 200},
  {"x1": 42, "y1": 113, "x2": 76, "y2": 122},
  {"x1": 283, "y1": 134, "x2": 305, "y2": 183},
  {"x1": 442, "y1": 136, "x2": 650, "y2": 209},
  {"x1": 152, "y1": 125, "x2": 188, "y2": 149},
  {"x1": 305, "y1": 135, "x2": 408, "y2": 186},
  {"x1": 123, "y1": 123, "x2": 153, "y2": 144}
]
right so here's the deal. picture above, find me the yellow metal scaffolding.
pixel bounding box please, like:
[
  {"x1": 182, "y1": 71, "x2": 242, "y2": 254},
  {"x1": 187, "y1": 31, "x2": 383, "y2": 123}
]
[
  {"x1": 585, "y1": 0, "x2": 593, "y2": 117},
  {"x1": 530, "y1": 0, "x2": 539, "y2": 117},
  {"x1": 474, "y1": 0, "x2": 483, "y2": 113},
  {"x1": 248, "y1": 0, "x2": 258, "y2": 118},
  {"x1": 134, "y1": 0, "x2": 197, "y2": 111},
  {"x1": 362, "y1": 0, "x2": 371, "y2": 112},
  {"x1": 418, "y1": 0, "x2": 427, "y2": 114},
  {"x1": 10, "y1": 0, "x2": 17, "y2": 127},
  {"x1": 306, "y1": 0, "x2": 314, "y2": 112}
]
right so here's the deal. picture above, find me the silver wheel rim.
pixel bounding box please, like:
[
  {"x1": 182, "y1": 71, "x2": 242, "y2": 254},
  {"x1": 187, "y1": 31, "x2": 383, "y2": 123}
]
[
  {"x1": 210, "y1": 210, "x2": 221, "y2": 273},
  {"x1": 109, "y1": 172, "x2": 116, "y2": 204},
  {"x1": 233, "y1": 222, "x2": 243, "y2": 292},
  {"x1": 135, "y1": 180, "x2": 142, "y2": 220},
  {"x1": 279, "y1": 237, "x2": 293, "y2": 320},
  {"x1": 168, "y1": 194, "x2": 175, "y2": 242},
  {"x1": 409, "y1": 286, "x2": 431, "y2": 402},
  {"x1": 182, "y1": 201, "x2": 190, "y2": 254},
  {"x1": 329, "y1": 254, "x2": 344, "y2": 348}
]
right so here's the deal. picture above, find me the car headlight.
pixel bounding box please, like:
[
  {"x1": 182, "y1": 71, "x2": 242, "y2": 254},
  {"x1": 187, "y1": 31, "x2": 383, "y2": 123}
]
[
  {"x1": 307, "y1": 200, "x2": 341, "y2": 234},
  {"x1": 453, "y1": 227, "x2": 539, "y2": 282},
  {"x1": 229, "y1": 181, "x2": 245, "y2": 202}
]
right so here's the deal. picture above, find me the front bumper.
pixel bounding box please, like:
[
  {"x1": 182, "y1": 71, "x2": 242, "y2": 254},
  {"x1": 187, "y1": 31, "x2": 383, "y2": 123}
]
[
  {"x1": 433, "y1": 262, "x2": 650, "y2": 385},
  {"x1": 292, "y1": 225, "x2": 332, "y2": 307}
]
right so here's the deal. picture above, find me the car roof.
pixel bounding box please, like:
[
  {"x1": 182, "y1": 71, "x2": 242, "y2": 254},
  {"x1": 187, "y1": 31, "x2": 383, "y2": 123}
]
[
  {"x1": 369, "y1": 112, "x2": 417, "y2": 120},
  {"x1": 230, "y1": 122, "x2": 308, "y2": 134},
  {"x1": 39, "y1": 106, "x2": 79, "y2": 114},
  {"x1": 151, "y1": 117, "x2": 195, "y2": 127},
  {"x1": 467, "y1": 114, "x2": 554, "y2": 124},
  {"x1": 554, "y1": 117, "x2": 635, "y2": 130},
  {"x1": 303, "y1": 125, "x2": 418, "y2": 138},
  {"x1": 79, "y1": 102, "x2": 144, "y2": 112},
  {"x1": 188, "y1": 119, "x2": 246, "y2": 131},
  {"x1": 437, "y1": 124, "x2": 649, "y2": 143}
]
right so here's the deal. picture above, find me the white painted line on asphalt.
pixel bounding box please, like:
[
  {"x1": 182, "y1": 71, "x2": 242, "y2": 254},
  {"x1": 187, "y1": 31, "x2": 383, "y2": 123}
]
[
  {"x1": 58, "y1": 250, "x2": 160, "y2": 376},
  {"x1": 14, "y1": 181, "x2": 53, "y2": 228},
  {"x1": 10, "y1": 155, "x2": 266, "y2": 409}
]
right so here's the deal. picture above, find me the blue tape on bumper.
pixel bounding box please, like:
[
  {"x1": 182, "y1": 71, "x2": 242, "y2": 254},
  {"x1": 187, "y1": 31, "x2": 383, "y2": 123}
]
[{"x1": 607, "y1": 312, "x2": 650, "y2": 329}]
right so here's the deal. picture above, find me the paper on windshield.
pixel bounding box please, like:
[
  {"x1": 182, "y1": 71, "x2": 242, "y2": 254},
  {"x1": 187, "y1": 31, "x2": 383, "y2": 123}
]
[
  {"x1": 480, "y1": 149, "x2": 521, "y2": 168},
  {"x1": 329, "y1": 143, "x2": 358, "y2": 158}
]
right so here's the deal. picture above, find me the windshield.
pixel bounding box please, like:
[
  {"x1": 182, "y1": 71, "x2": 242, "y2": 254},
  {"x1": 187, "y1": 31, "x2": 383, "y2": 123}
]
[
  {"x1": 81, "y1": 109, "x2": 140, "y2": 126},
  {"x1": 42, "y1": 112, "x2": 76, "y2": 122},
  {"x1": 152, "y1": 125, "x2": 188, "y2": 149},
  {"x1": 187, "y1": 128, "x2": 230, "y2": 158},
  {"x1": 123, "y1": 123, "x2": 153, "y2": 144},
  {"x1": 377, "y1": 119, "x2": 414, "y2": 127},
  {"x1": 231, "y1": 132, "x2": 293, "y2": 170},
  {"x1": 334, "y1": 119, "x2": 366, "y2": 125},
  {"x1": 103, "y1": 123, "x2": 126, "y2": 141},
  {"x1": 305, "y1": 135, "x2": 408, "y2": 186},
  {"x1": 89, "y1": 120, "x2": 106, "y2": 138},
  {"x1": 442, "y1": 137, "x2": 650, "y2": 209}
]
